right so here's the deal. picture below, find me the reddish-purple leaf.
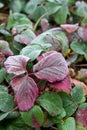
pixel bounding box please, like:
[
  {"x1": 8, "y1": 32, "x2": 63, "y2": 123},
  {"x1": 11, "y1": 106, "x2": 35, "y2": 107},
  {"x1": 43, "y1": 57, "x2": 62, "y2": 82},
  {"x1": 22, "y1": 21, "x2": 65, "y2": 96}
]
[
  {"x1": 10, "y1": 75, "x2": 25, "y2": 93},
  {"x1": 37, "y1": 51, "x2": 54, "y2": 61},
  {"x1": 78, "y1": 25, "x2": 87, "y2": 41},
  {"x1": 33, "y1": 51, "x2": 68, "y2": 83},
  {"x1": 49, "y1": 76, "x2": 71, "y2": 94},
  {"x1": 40, "y1": 18, "x2": 49, "y2": 32},
  {"x1": 4, "y1": 55, "x2": 29, "y2": 75},
  {"x1": 61, "y1": 24, "x2": 79, "y2": 33},
  {"x1": 0, "y1": 40, "x2": 13, "y2": 56},
  {"x1": 11, "y1": 75, "x2": 38, "y2": 111},
  {"x1": 75, "y1": 106, "x2": 87, "y2": 129}
]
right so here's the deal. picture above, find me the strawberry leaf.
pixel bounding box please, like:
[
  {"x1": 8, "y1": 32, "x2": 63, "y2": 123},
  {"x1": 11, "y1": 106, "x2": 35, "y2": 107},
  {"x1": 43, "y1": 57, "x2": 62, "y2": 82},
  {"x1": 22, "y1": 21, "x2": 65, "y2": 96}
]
[
  {"x1": 0, "y1": 40, "x2": 13, "y2": 56},
  {"x1": 0, "y1": 68, "x2": 6, "y2": 83},
  {"x1": 78, "y1": 25, "x2": 87, "y2": 41},
  {"x1": 0, "y1": 92, "x2": 14, "y2": 112},
  {"x1": 50, "y1": 76, "x2": 71, "y2": 94},
  {"x1": 62, "y1": 117, "x2": 76, "y2": 130},
  {"x1": 10, "y1": 75, "x2": 38, "y2": 111},
  {"x1": 70, "y1": 41, "x2": 87, "y2": 61},
  {"x1": 4, "y1": 55, "x2": 29, "y2": 75},
  {"x1": 38, "y1": 92, "x2": 63, "y2": 116},
  {"x1": 71, "y1": 86, "x2": 85, "y2": 104},
  {"x1": 59, "y1": 92, "x2": 77, "y2": 117},
  {"x1": 20, "y1": 44, "x2": 43, "y2": 61},
  {"x1": 75, "y1": 104, "x2": 87, "y2": 129},
  {"x1": 33, "y1": 51, "x2": 68, "y2": 83},
  {"x1": 14, "y1": 30, "x2": 36, "y2": 45},
  {"x1": 21, "y1": 105, "x2": 44, "y2": 128}
]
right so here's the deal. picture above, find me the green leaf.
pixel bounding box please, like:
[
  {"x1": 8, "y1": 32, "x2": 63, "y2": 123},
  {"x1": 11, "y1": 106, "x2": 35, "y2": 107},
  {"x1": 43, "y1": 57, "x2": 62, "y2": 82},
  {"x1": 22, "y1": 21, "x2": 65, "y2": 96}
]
[
  {"x1": 0, "y1": 85, "x2": 8, "y2": 93},
  {"x1": 33, "y1": 6, "x2": 47, "y2": 22},
  {"x1": 55, "y1": 31, "x2": 69, "y2": 53},
  {"x1": 13, "y1": 23, "x2": 33, "y2": 34},
  {"x1": 20, "y1": 44, "x2": 43, "y2": 61},
  {"x1": 68, "y1": 0, "x2": 75, "y2": 6},
  {"x1": 13, "y1": 41, "x2": 25, "y2": 51},
  {"x1": 0, "y1": 68, "x2": 6, "y2": 83},
  {"x1": 76, "y1": 1, "x2": 87, "y2": 17},
  {"x1": 25, "y1": 1, "x2": 37, "y2": 14},
  {"x1": 0, "y1": 92, "x2": 14, "y2": 112},
  {"x1": 5, "y1": 74, "x2": 14, "y2": 83},
  {"x1": 5, "y1": 126, "x2": 24, "y2": 130},
  {"x1": 79, "y1": 103, "x2": 87, "y2": 109},
  {"x1": 25, "y1": 0, "x2": 43, "y2": 15},
  {"x1": 0, "y1": 29, "x2": 12, "y2": 41},
  {"x1": 0, "y1": 112, "x2": 9, "y2": 121},
  {"x1": 54, "y1": 6, "x2": 69, "y2": 24},
  {"x1": 7, "y1": 12, "x2": 32, "y2": 30},
  {"x1": 45, "y1": 2, "x2": 61, "y2": 14},
  {"x1": 9, "y1": 0, "x2": 25, "y2": 13},
  {"x1": 62, "y1": 117, "x2": 76, "y2": 130},
  {"x1": 52, "y1": 108, "x2": 66, "y2": 124},
  {"x1": 38, "y1": 92, "x2": 63, "y2": 116},
  {"x1": 7, "y1": 11, "x2": 16, "y2": 30},
  {"x1": 71, "y1": 86, "x2": 85, "y2": 104},
  {"x1": 76, "y1": 122, "x2": 86, "y2": 130},
  {"x1": 59, "y1": 92, "x2": 77, "y2": 117},
  {"x1": 21, "y1": 105, "x2": 44, "y2": 127},
  {"x1": 82, "y1": 18, "x2": 87, "y2": 26},
  {"x1": 6, "y1": 112, "x2": 19, "y2": 119},
  {"x1": 70, "y1": 41, "x2": 87, "y2": 61},
  {"x1": 9, "y1": 118, "x2": 26, "y2": 127},
  {"x1": 0, "y1": 23, "x2": 5, "y2": 29},
  {"x1": 56, "y1": 108, "x2": 66, "y2": 121}
]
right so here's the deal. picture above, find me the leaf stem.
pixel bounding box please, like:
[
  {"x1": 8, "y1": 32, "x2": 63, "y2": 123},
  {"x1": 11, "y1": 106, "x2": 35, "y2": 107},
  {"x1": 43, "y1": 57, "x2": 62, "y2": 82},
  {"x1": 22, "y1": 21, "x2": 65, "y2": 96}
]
[{"x1": 33, "y1": 12, "x2": 49, "y2": 32}]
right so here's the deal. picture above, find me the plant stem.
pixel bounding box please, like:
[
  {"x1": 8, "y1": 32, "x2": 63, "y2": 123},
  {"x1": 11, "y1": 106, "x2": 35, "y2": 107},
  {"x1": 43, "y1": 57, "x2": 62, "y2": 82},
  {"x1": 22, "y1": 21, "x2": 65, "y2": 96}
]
[{"x1": 33, "y1": 12, "x2": 49, "y2": 32}]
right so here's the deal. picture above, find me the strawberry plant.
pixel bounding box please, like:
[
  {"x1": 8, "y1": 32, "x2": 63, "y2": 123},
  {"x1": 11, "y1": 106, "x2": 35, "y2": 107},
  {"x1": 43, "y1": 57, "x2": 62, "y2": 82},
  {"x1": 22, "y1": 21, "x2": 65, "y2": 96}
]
[{"x1": 0, "y1": 0, "x2": 87, "y2": 130}]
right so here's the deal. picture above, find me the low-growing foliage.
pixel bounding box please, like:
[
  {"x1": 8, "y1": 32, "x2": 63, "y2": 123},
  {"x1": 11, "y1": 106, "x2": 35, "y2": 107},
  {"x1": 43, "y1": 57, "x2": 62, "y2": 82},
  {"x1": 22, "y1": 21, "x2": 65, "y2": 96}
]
[{"x1": 0, "y1": 0, "x2": 87, "y2": 130}]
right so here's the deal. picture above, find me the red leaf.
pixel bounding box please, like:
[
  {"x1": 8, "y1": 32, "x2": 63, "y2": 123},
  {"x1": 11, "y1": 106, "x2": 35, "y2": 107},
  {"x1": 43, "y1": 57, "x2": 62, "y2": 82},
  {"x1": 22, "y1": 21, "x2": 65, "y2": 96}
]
[
  {"x1": 78, "y1": 25, "x2": 87, "y2": 41},
  {"x1": 61, "y1": 24, "x2": 79, "y2": 33},
  {"x1": 4, "y1": 55, "x2": 29, "y2": 75},
  {"x1": 33, "y1": 51, "x2": 68, "y2": 83},
  {"x1": 49, "y1": 76, "x2": 71, "y2": 94},
  {"x1": 10, "y1": 75, "x2": 25, "y2": 93},
  {"x1": 11, "y1": 75, "x2": 38, "y2": 111},
  {"x1": 75, "y1": 106, "x2": 87, "y2": 129}
]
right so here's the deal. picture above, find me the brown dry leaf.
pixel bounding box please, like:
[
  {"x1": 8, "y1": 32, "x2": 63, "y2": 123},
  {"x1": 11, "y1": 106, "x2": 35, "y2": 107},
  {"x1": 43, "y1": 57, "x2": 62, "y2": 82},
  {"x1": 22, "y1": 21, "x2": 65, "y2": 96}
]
[{"x1": 71, "y1": 78, "x2": 87, "y2": 95}]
